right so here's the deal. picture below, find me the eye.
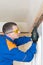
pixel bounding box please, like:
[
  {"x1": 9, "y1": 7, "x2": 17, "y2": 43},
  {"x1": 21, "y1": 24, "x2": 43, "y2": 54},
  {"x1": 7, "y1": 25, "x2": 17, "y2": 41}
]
[
  {"x1": 15, "y1": 29, "x2": 19, "y2": 33},
  {"x1": 13, "y1": 29, "x2": 19, "y2": 33}
]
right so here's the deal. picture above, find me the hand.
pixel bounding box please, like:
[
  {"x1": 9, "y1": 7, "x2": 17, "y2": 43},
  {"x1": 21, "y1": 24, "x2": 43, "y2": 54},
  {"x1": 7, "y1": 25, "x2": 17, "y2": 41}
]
[{"x1": 31, "y1": 26, "x2": 39, "y2": 43}]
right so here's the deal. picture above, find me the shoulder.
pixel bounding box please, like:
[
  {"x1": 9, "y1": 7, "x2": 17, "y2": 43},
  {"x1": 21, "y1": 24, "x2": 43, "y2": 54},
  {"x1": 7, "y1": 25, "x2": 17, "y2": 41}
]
[{"x1": 0, "y1": 35, "x2": 5, "y2": 41}]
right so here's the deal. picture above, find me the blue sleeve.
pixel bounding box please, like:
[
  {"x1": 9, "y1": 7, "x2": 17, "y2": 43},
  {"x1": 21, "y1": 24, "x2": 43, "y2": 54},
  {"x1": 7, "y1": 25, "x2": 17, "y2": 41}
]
[
  {"x1": 13, "y1": 36, "x2": 31, "y2": 46},
  {"x1": 3, "y1": 48, "x2": 34, "y2": 62},
  {"x1": 26, "y1": 42, "x2": 37, "y2": 54}
]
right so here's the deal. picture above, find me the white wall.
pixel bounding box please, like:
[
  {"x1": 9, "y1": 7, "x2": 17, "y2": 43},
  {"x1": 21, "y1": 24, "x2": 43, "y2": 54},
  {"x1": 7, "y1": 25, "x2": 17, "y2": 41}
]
[{"x1": 41, "y1": 23, "x2": 43, "y2": 65}]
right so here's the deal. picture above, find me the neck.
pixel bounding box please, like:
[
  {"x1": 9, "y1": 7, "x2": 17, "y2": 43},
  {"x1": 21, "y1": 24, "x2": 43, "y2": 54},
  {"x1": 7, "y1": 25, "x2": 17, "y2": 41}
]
[{"x1": 4, "y1": 35, "x2": 14, "y2": 42}]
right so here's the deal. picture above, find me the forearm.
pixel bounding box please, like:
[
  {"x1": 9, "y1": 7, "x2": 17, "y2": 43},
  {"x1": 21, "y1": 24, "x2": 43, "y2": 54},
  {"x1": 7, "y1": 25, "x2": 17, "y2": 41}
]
[
  {"x1": 23, "y1": 51, "x2": 34, "y2": 62},
  {"x1": 3, "y1": 48, "x2": 34, "y2": 62},
  {"x1": 26, "y1": 42, "x2": 37, "y2": 54},
  {"x1": 14, "y1": 36, "x2": 31, "y2": 46}
]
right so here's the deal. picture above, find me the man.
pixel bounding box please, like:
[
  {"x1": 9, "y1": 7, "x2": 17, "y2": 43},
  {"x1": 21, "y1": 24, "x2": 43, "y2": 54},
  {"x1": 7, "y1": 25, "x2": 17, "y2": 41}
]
[{"x1": 0, "y1": 22, "x2": 39, "y2": 65}]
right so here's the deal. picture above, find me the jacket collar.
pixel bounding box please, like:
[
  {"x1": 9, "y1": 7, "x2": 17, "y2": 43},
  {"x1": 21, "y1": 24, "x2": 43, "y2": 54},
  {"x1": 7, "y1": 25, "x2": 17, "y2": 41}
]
[{"x1": 4, "y1": 35, "x2": 13, "y2": 42}]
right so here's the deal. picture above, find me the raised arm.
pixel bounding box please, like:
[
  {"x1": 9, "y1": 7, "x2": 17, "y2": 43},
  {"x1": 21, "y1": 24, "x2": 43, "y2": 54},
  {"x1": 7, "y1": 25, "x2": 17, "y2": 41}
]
[
  {"x1": 3, "y1": 47, "x2": 35, "y2": 62},
  {"x1": 13, "y1": 36, "x2": 31, "y2": 46}
]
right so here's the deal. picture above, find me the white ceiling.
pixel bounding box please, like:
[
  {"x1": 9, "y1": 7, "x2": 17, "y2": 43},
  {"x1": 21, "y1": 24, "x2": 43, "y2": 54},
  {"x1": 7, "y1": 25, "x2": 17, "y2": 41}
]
[
  {"x1": 0, "y1": 0, "x2": 42, "y2": 22},
  {"x1": 0, "y1": 0, "x2": 43, "y2": 32}
]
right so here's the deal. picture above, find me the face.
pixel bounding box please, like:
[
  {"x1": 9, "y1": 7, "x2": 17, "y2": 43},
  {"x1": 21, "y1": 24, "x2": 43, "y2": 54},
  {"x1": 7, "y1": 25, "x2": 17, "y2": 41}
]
[{"x1": 7, "y1": 25, "x2": 20, "y2": 40}]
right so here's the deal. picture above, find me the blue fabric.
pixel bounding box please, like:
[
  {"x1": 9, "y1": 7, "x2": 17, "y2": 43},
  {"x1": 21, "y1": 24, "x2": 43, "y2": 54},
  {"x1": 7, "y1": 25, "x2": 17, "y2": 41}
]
[
  {"x1": 13, "y1": 36, "x2": 31, "y2": 46},
  {"x1": 0, "y1": 35, "x2": 37, "y2": 65},
  {"x1": 4, "y1": 35, "x2": 14, "y2": 42},
  {"x1": 27, "y1": 42, "x2": 37, "y2": 54}
]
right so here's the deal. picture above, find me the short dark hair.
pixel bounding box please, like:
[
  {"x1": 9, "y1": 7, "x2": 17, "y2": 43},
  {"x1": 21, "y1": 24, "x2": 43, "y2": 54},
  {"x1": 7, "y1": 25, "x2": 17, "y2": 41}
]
[{"x1": 2, "y1": 22, "x2": 17, "y2": 34}]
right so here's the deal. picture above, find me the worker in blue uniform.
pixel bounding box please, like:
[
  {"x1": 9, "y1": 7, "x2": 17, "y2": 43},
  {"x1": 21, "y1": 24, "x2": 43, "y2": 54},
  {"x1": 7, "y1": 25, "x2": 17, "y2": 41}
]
[{"x1": 0, "y1": 22, "x2": 39, "y2": 65}]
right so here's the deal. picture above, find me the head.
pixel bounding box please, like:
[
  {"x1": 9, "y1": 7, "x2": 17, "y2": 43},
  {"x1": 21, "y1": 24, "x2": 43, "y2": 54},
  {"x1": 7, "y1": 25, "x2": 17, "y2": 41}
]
[{"x1": 2, "y1": 22, "x2": 20, "y2": 40}]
